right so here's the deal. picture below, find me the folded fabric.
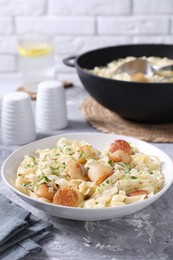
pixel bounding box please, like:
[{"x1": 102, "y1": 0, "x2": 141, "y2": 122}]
[
  {"x1": 0, "y1": 194, "x2": 30, "y2": 246},
  {"x1": 0, "y1": 193, "x2": 53, "y2": 260},
  {"x1": 0, "y1": 231, "x2": 52, "y2": 260},
  {"x1": 0, "y1": 215, "x2": 52, "y2": 253}
]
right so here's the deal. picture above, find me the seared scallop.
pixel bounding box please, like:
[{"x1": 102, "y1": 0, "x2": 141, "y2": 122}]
[
  {"x1": 53, "y1": 187, "x2": 84, "y2": 207},
  {"x1": 88, "y1": 163, "x2": 114, "y2": 185}
]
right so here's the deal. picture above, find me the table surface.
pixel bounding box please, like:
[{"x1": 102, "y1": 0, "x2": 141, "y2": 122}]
[{"x1": 1, "y1": 83, "x2": 173, "y2": 260}]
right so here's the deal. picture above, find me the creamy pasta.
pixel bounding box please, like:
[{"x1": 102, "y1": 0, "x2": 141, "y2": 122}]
[
  {"x1": 89, "y1": 56, "x2": 173, "y2": 83},
  {"x1": 15, "y1": 138, "x2": 164, "y2": 208}
]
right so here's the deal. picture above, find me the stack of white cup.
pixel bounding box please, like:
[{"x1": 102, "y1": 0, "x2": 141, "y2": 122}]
[
  {"x1": 36, "y1": 80, "x2": 67, "y2": 130},
  {"x1": 1, "y1": 92, "x2": 36, "y2": 145}
]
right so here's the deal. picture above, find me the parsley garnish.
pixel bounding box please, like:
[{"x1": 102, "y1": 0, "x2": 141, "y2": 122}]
[
  {"x1": 23, "y1": 183, "x2": 31, "y2": 187},
  {"x1": 108, "y1": 159, "x2": 114, "y2": 166},
  {"x1": 43, "y1": 154, "x2": 48, "y2": 161},
  {"x1": 131, "y1": 176, "x2": 137, "y2": 179},
  {"x1": 50, "y1": 166, "x2": 59, "y2": 175},
  {"x1": 40, "y1": 175, "x2": 50, "y2": 182}
]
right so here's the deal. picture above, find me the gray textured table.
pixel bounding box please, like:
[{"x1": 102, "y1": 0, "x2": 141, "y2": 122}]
[{"x1": 1, "y1": 86, "x2": 173, "y2": 260}]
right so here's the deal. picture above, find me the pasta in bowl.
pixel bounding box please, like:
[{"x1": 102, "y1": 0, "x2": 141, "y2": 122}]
[
  {"x1": 15, "y1": 138, "x2": 163, "y2": 208},
  {"x1": 2, "y1": 133, "x2": 173, "y2": 221}
]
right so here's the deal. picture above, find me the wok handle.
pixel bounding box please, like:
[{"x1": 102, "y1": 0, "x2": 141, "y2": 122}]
[{"x1": 63, "y1": 56, "x2": 76, "y2": 67}]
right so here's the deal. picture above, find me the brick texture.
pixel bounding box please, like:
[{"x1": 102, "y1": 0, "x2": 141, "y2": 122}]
[
  {"x1": 0, "y1": 55, "x2": 16, "y2": 72},
  {"x1": 97, "y1": 16, "x2": 170, "y2": 35},
  {"x1": 133, "y1": 0, "x2": 173, "y2": 14},
  {"x1": 0, "y1": 0, "x2": 46, "y2": 15},
  {"x1": 0, "y1": 17, "x2": 13, "y2": 34},
  {"x1": 48, "y1": 0, "x2": 131, "y2": 15},
  {"x1": 0, "y1": 0, "x2": 173, "y2": 82},
  {"x1": 15, "y1": 17, "x2": 95, "y2": 35},
  {"x1": 0, "y1": 36, "x2": 17, "y2": 54},
  {"x1": 54, "y1": 36, "x2": 132, "y2": 55}
]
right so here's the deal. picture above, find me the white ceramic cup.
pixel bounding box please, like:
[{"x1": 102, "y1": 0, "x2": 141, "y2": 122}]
[
  {"x1": 36, "y1": 80, "x2": 68, "y2": 130},
  {"x1": 1, "y1": 92, "x2": 36, "y2": 145}
]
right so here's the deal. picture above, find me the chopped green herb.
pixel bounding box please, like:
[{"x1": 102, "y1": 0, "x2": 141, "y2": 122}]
[
  {"x1": 108, "y1": 160, "x2": 114, "y2": 169},
  {"x1": 50, "y1": 166, "x2": 59, "y2": 175},
  {"x1": 79, "y1": 151, "x2": 84, "y2": 159},
  {"x1": 30, "y1": 156, "x2": 36, "y2": 162},
  {"x1": 117, "y1": 162, "x2": 122, "y2": 165},
  {"x1": 24, "y1": 156, "x2": 36, "y2": 168},
  {"x1": 106, "y1": 179, "x2": 110, "y2": 184},
  {"x1": 23, "y1": 183, "x2": 31, "y2": 187},
  {"x1": 40, "y1": 175, "x2": 50, "y2": 182},
  {"x1": 96, "y1": 188, "x2": 101, "y2": 193},
  {"x1": 66, "y1": 147, "x2": 72, "y2": 151},
  {"x1": 43, "y1": 154, "x2": 48, "y2": 161},
  {"x1": 24, "y1": 163, "x2": 34, "y2": 169},
  {"x1": 131, "y1": 176, "x2": 137, "y2": 179},
  {"x1": 62, "y1": 162, "x2": 66, "y2": 169}
]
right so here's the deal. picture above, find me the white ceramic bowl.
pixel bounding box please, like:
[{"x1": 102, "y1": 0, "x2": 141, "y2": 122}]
[{"x1": 2, "y1": 133, "x2": 173, "y2": 221}]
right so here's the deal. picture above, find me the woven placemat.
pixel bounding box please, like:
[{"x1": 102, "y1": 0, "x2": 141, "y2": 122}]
[{"x1": 80, "y1": 97, "x2": 173, "y2": 142}]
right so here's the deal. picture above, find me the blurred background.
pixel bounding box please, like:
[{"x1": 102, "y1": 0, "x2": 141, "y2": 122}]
[{"x1": 0, "y1": 0, "x2": 173, "y2": 87}]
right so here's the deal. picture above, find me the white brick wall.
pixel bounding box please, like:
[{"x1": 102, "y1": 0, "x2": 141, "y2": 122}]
[
  {"x1": 54, "y1": 36, "x2": 132, "y2": 55},
  {"x1": 0, "y1": 36, "x2": 17, "y2": 53},
  {"x1": 15, "y1": 16, "x2": 95, "y2": 35},
  {"x1": 133, "y1": 0, "x2": 173, "y2": 14},
  {"x1": 97, "y1": 16, "x2": 170, "y2": 35},
  {"x1": 0, "y1": 0, "x2": 46, "y2": 15},
  {"x1": 0, "y1": 0, "x2": 173, "y2": 86},
  {"x1": 0, "y1": 17, "x2": 13, "y2": 34},
  {"x1": 0, "y1": 55, "x2": 16, "y2": 72},
  {"x1": 48, "y1": 0, "x2": 131, "y2": 15}
]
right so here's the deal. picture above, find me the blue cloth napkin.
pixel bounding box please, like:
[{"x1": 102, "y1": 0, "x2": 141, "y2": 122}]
[{"x1": 0, "y1": 193, "x2": 53, "y2": 260}]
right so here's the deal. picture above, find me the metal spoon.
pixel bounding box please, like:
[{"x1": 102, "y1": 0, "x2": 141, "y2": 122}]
[{"x1": 115, "y1": 58, "x2": 173, "y2": 78}]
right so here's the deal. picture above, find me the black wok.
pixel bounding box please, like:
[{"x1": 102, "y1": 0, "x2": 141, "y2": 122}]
[{"x1": 63, "y1": 44, "x2": 173, "y2": 123}]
